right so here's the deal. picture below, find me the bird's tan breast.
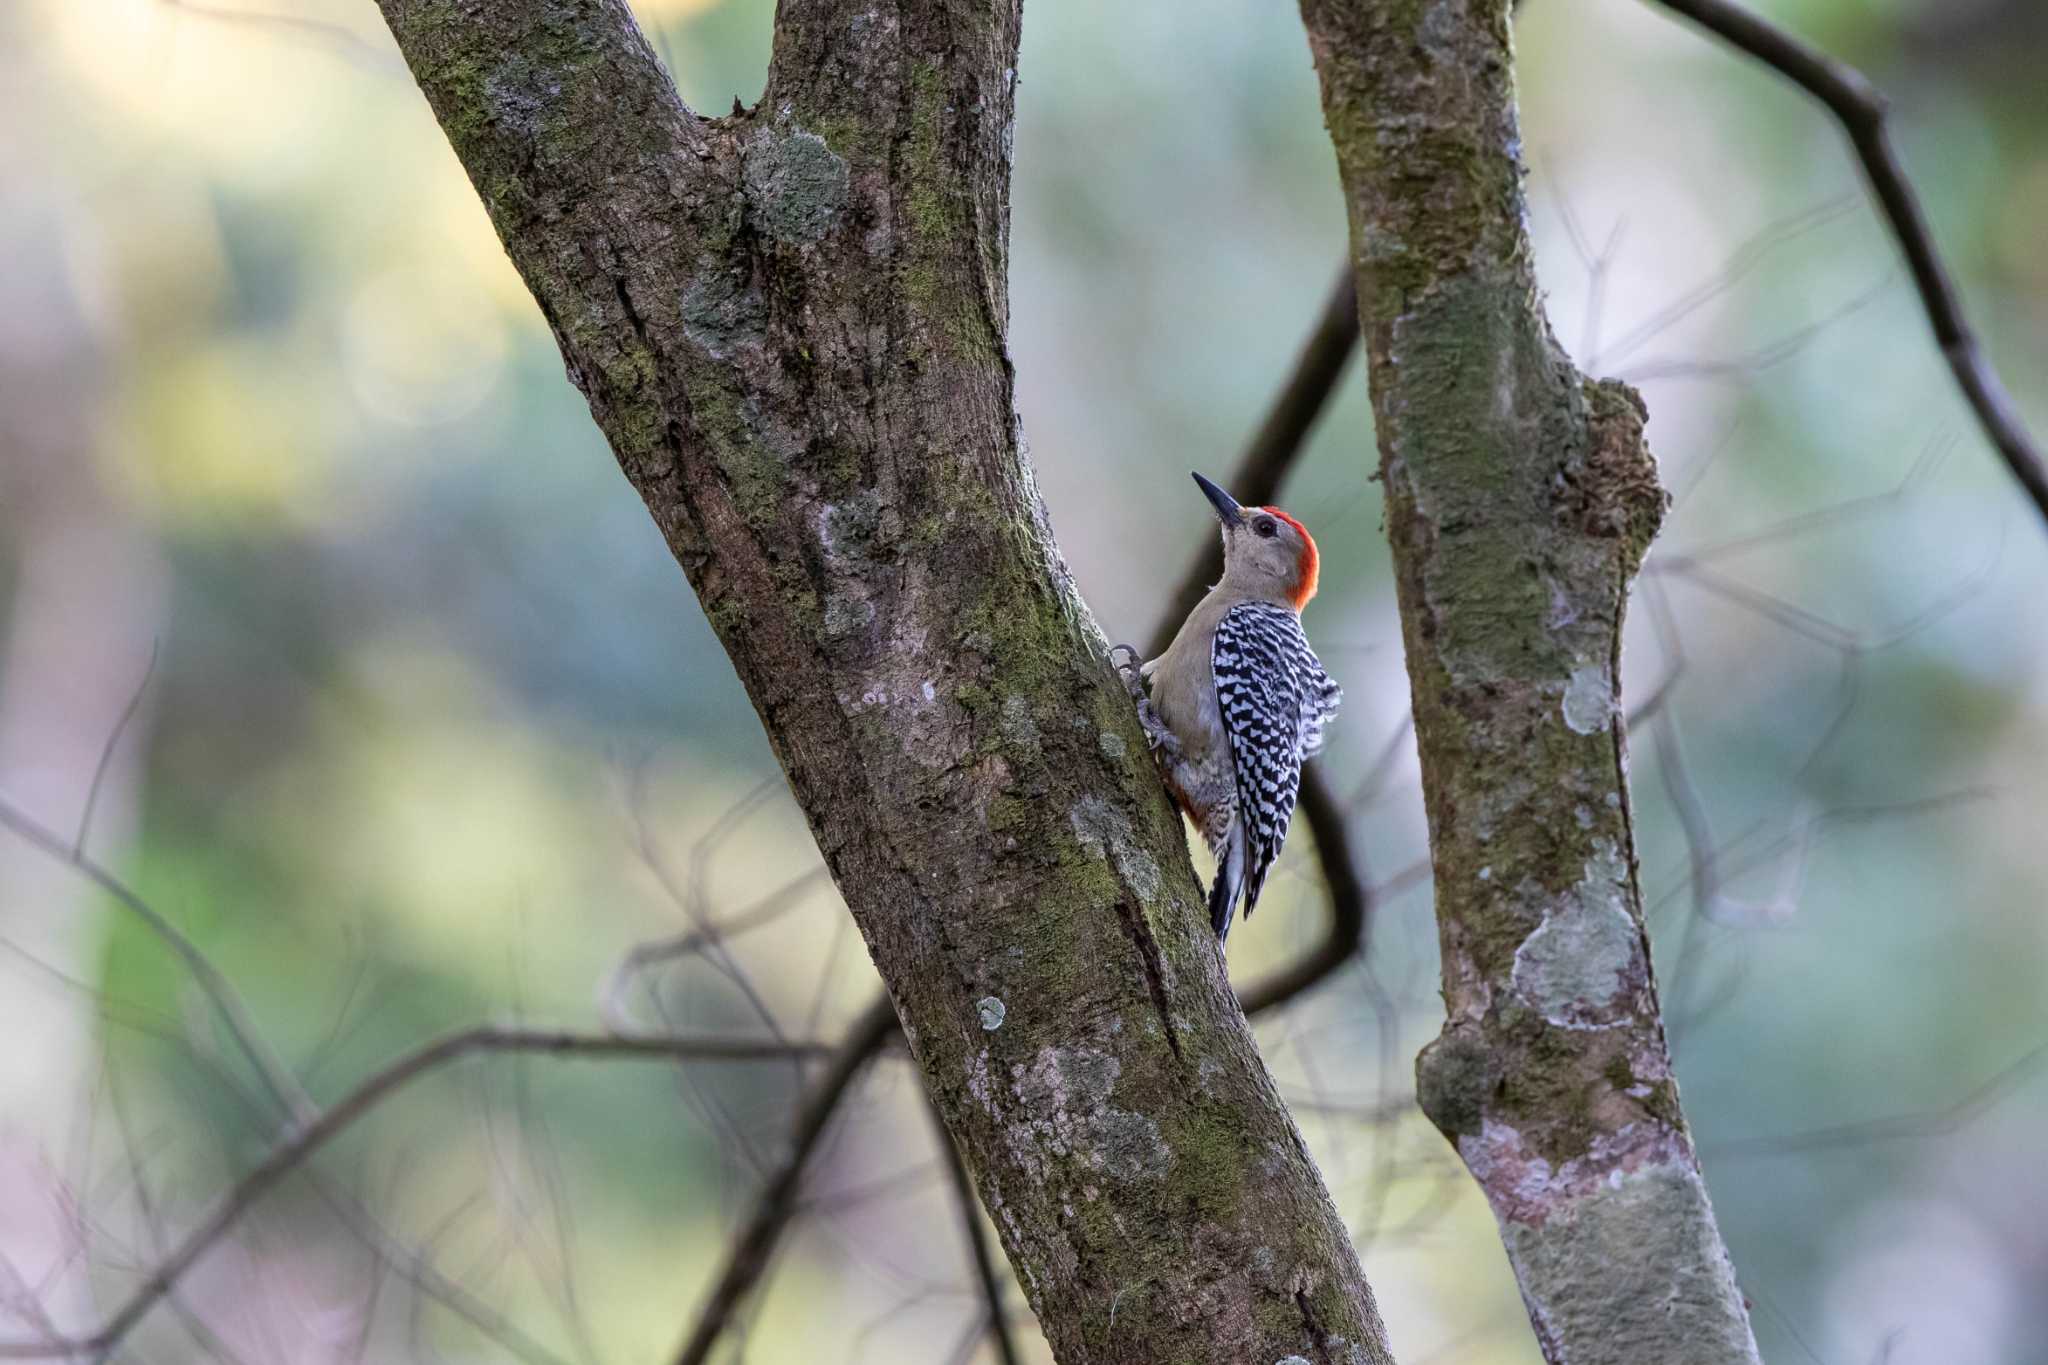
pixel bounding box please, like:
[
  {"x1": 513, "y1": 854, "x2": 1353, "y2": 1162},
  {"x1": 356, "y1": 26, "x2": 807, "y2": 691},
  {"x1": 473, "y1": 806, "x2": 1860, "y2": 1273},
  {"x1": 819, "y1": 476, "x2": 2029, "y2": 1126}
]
[
  {"x1": 1145, "y1": 595, "x2": 1232, "y2": 772},
  {"x1": 1142, "y1": 602, "x2": 1236, "y2": 846}
]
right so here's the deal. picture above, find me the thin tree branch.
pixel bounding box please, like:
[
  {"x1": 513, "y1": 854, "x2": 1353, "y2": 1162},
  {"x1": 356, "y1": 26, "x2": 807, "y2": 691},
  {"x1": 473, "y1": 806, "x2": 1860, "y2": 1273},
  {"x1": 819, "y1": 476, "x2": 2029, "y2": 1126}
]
[
  {"x1": 0, "y1": 1027, "x2": 824, "y2": 1362},
  {"x1": 671, "y1": 994, "x2": 898, "y2": 1365},
  {"x1": 1648, "y1": 0, "x2": 2048, "y2": 528},
  {"x1": 926, "y1": 1098, "x2": 1023, "y2": 1365},
  {"x1": 1238, "y1": 773, "x2": 1367, "y2": 1015},
  {"x1": 1146, "y1": 263, "x2": 1360, "y2": 659},
  {"x1": 101, "y1": 1052, "x2": 259, "y2": 1365},
  {"x1": 73, "y1": 641, "x2": 157, "y2": 860},
  {"x1": 1703, "y1": 1039, "x2": 2048, "y2": 1161},
  {"x1": 2, "y1": 885, "x2": 595, "y2": 1365},
  {"x1": 0, "y1": 794, "x2": 312, "y2": 1126}
]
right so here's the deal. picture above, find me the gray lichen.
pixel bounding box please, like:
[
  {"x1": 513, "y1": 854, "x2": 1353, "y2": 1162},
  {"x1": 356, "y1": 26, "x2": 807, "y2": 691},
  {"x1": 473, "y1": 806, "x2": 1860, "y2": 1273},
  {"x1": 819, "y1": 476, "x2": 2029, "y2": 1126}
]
[
  {"x1": 1500, "y1": 1161, "x2": 1756, "y2": 1365},
  {"x1": 1561, "y1": 663, "x2": 1616, "y2": 735},
  {"x1": 681, "y1": 269, "x2": 767, "y2": 359},
  {"x1": 742, "y1": 124, "x2": 850, "y2": 244},
  {"x1": 1068, "y1": 796, "x2": 1163, "y2": 902},
  {"x1": 1009, "y1": 1046, "x2": 1171, "y2": 1185},
  {"x1": 1000, "y1": 693, "x2": 1041, "y2": 757},
  {"x1": 823, "y1": 591, "x2": 876, "y2": 639},
  {"x1": 1093, "y1": 1109, "x2": 1171, "y2": 1181},
  {"x1": 1511, "y1": 841, "x2": 1640, "y2": 1029}
]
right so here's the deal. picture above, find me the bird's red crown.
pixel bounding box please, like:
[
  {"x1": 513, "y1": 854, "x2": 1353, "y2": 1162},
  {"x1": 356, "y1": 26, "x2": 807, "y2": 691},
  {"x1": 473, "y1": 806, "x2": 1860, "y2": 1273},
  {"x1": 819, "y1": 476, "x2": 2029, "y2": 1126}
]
[{"x1": 1261, "y1": 506, "x2": 1319, "y2": 610}]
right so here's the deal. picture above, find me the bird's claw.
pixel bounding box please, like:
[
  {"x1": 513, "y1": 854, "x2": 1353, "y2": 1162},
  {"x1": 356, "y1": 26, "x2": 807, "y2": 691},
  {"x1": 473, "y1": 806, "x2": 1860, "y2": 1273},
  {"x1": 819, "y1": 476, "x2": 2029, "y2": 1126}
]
[
  {"x1": 1108, "y1": 644, "x2": 1147, "y2": 701},
  {"x1": 1108, "y1": 645, "x2": 1176, "y2": 756}
]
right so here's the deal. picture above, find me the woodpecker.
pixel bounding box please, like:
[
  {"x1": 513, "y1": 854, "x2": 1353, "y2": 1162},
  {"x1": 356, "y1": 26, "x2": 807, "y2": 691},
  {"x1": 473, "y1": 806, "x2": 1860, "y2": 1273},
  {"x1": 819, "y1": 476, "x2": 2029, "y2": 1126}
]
[{"x1": 1113, "y1": 473, "x2": 1341, "y2": 942}]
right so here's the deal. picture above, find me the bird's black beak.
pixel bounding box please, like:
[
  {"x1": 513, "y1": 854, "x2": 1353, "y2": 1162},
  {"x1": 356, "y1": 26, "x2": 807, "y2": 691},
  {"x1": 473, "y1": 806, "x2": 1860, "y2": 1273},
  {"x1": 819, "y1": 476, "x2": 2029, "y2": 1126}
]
[{"x1": 1192, "y1": 472, "x2": 1245, "y2": 526}]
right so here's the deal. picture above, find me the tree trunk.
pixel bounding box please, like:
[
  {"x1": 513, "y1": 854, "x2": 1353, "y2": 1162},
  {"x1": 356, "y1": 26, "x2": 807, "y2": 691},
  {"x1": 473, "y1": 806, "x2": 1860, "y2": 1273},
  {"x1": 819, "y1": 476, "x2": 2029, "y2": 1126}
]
[
  {"x1": 373, "y1": 2, "x2": 1394, "y2": 1361},
  {"x1": 1296, "y1": 2, "x2": 1762, "y2": 1361}
]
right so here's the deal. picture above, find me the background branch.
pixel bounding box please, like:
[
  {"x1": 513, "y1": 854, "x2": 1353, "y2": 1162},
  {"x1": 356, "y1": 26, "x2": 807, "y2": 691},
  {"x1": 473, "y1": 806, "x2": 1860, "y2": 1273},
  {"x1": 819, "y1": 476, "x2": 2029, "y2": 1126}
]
[
  {"x1": 0, "y1": 1025, "x2": 824, "y2": 1362},
  {"x1": 1147, "y1": 263, "x2": 1361, "y2": 649},
  {"x1": 672, "y1": 996, "x2": 897, "y2": 1365},
  {"x1": 927, "y1": 1095, "x2": 1024, "y2": 1365},
  {"x1": 1649, "y1": 0, "x2": 2048, "y2": 527}
]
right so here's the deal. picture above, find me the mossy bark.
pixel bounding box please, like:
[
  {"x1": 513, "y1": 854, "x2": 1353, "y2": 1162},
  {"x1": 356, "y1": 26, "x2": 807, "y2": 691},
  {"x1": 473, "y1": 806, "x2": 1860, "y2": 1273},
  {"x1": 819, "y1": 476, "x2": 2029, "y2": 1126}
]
[
  {"x1": 374, "y1": 2, "x2": 1394, "y2": 1360},
  {"x1": 1295, "y1": 1, "x2": 1761, "y2": 1361}
]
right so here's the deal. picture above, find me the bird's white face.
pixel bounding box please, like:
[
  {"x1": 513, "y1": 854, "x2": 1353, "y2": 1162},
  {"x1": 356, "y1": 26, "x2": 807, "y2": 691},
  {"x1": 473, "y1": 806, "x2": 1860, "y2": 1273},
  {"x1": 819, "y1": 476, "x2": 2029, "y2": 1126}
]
[
  {"x1": 1222, "y1": 508, "x2": 1318, "y2": 608},
  {"x1": 1192, "y1": 471, "x2": 1321, "y2": 609}
]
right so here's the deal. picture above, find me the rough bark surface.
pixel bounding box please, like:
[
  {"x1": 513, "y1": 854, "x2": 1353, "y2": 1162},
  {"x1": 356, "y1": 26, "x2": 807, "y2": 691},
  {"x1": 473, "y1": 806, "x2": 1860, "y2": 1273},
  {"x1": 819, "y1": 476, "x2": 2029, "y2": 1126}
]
[
  {"x1": 373, "y1": 2, "x2": 1394, "y2": 1361},
  {"x1": 1294, "y1": 2, "x2": 1762, "y2": 1361}
]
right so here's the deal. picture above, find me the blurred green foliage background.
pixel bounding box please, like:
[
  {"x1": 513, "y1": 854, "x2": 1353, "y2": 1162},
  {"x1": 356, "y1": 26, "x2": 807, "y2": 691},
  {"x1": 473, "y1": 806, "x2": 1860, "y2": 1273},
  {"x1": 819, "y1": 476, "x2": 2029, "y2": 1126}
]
[{"x1": 1, "y1": 0, "x2": 2044, "y2": 1361}]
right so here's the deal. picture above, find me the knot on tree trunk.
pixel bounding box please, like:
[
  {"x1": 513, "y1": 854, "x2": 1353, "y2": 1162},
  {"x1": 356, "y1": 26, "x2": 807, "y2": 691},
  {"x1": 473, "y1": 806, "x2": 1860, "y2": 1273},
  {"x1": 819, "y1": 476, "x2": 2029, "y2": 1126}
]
[
  {"x1": 1557, "y1": 376, "x2": 1669, "y2": 575},
  {"x1": 1415, "y1": 1022, "x2": 1497, "y2": 1139}
]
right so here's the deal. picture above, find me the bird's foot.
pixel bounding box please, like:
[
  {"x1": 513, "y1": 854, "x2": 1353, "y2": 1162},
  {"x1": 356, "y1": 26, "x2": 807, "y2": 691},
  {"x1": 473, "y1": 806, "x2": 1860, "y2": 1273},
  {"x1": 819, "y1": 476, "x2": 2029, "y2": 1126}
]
[
  {"x1": 1135, "y1": 696, "x2": 1182, "y2": 759},
  {"x1": 1108, "y1": 646, "x2": 1179, "y2": 758}
]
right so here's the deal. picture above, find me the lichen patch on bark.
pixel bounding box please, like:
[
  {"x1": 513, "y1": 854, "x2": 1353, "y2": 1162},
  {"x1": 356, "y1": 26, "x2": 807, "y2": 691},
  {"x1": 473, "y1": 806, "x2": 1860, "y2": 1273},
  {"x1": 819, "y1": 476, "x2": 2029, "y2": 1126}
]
[
  {"x1": 1007, "y1": 1046, "x2": 1171, "y2": 1185},
  {"x1": 1510, "y1": 840, "x2": 1641, "y2": 1029},
  {"x1": 1068, "y1": 796, "x2": 1164, "y2": 904},
  {"x1": 740, "y1": 119, "x2": 850, "y2": 244},
  {"x1": 1561, "y1": 664, "x2": 1616, "y2": 735},
  {"x1": 1498, "y1": 1159, "x2": 1757, "y2": 1365}
]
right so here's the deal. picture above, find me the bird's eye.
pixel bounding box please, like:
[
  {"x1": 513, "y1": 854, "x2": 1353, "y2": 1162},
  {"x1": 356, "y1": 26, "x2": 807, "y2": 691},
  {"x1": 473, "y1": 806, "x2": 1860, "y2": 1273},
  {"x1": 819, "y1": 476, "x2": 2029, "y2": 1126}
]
[{"x1": 1254, "y1": 518, "x2": 1277, "y2": 539}]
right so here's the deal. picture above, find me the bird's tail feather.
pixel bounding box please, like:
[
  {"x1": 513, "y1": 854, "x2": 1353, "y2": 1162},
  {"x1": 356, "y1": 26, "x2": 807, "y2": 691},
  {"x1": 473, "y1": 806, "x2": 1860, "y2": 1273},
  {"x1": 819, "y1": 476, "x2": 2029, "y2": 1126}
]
[{"x1": 1209, "y1": 824, "x2": 1245, "y2": 941}]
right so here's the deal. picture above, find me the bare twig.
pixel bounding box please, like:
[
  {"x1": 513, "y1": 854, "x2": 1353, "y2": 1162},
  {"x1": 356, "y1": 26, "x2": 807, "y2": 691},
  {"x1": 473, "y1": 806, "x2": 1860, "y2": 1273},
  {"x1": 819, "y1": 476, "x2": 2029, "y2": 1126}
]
[
  {"x1": 1, "y1": 914, "x2": 581, "y2": 1365},
  {"x1": 1648, "y1": 0, "x2": 2048, "y2": 527},
  {"x1": 1703, "y1": 1039, "x2": 2048, "y2": 1162},
  {"x1": 73, "y1": 641, "x2": 157, "y2": 860},
  {"x1": 102, "y1": 1052, "x2": 257, "y2": 1365},
  {"x1": 1619, "y1": 274, "x2": 1891, "y2": 385},
  {"x1": 624, "y1": 770, "x2": 798, "y2": 1061},
  {"x1": 302, "y1": 1164, "x2": 578, "y2": 1365},
  {"x1": 925, "y1": 1100, "x2": 1022, "y2": 1365},
  {"x1": 1238, "y1": 773, "x2": 1368, "y2": 1015},
  {"x1": 1639, "y1": 577, "x2": 1722, "y2": 1045},
  {"x1": 1597, "y1": 195, "x2": 1858, "y2": 370},
  {"x1": 0, "y1": 794, "x2": 312, "y2": 1126},
  {"x1": 671, "y1": 994, "x2": 899, "y2": 1365},
  {"x1": 1145, "y1": 263, "x2": 1360, "y2": 661},
  {"x1": 0, "y1": 1027, "x2": 823, "y2": 1361},
  {"x1": 603, "y1": 866, "x2": 832, "y2": 1034}
]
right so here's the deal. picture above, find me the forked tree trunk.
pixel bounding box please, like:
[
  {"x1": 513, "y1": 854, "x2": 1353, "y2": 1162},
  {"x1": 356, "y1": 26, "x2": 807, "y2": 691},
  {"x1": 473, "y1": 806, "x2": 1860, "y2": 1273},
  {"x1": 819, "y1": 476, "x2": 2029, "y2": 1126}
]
[
  {"x1": 375, "y1": 2, "x2": 1394, "y2": 1361},
  {"x1": 1297, "y1": 2, "x2": 1763, "y2": 1361}
]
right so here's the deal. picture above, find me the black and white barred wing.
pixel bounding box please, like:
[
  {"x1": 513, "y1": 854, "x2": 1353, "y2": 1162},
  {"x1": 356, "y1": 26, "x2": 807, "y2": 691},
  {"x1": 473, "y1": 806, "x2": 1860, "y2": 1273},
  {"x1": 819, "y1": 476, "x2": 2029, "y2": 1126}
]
[
  {"x1": 1297, "y1": 641, "x2": 1343, "y2": 759},
  {"x1": 1213, "y1": 602, "x2": 1339, "y2": 921}
]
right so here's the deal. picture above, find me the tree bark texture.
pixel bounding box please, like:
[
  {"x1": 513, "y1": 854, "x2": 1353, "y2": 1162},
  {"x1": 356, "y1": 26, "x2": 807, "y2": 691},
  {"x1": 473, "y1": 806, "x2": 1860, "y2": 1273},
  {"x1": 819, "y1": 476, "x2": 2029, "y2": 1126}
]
[
  {"x1": 373, "y1": 2, "x2": 1394, "y2": 1361},
  {"x1": 1295, "y1": 2, "x2": 1763, "y2": 1362}
]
